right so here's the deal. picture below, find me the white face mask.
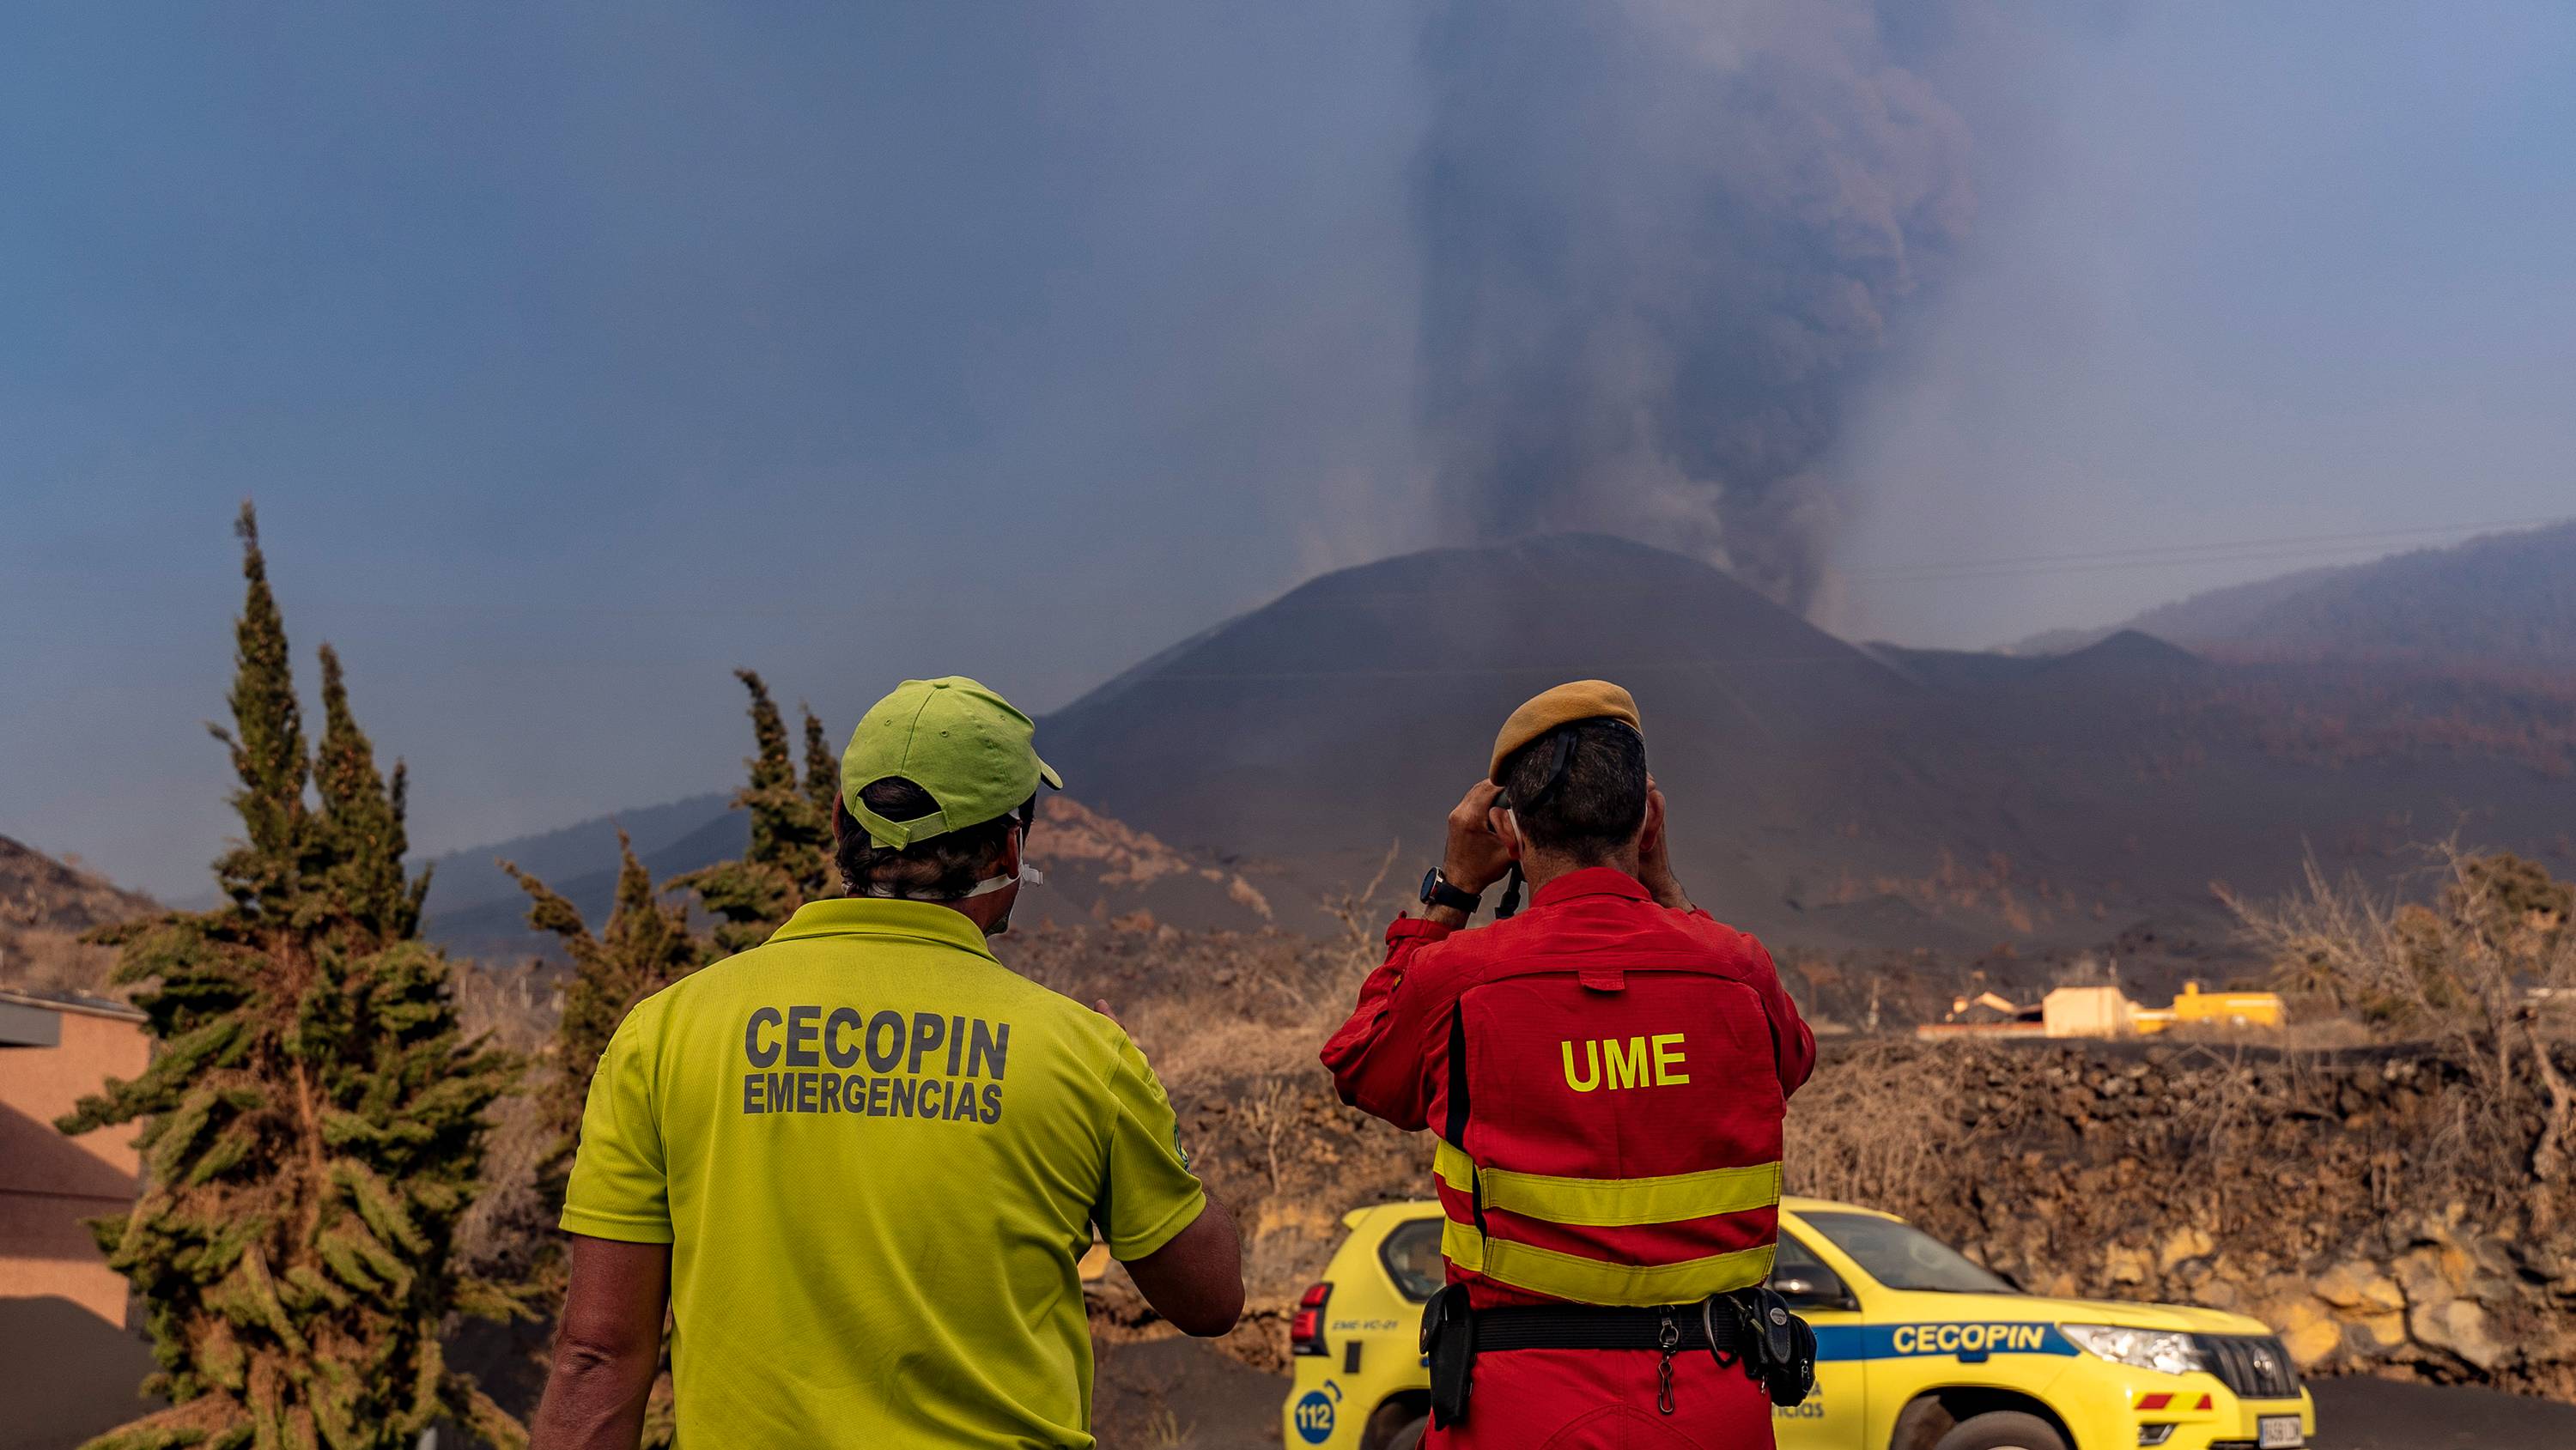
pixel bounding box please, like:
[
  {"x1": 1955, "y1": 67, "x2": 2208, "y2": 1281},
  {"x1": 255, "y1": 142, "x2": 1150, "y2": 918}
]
[
  {"x1": 962, "y1": 863, "x2": 1041, "y2": 937},
  {"x1": 960, "y1": 864, "x2": 1042, "y2": 898}
]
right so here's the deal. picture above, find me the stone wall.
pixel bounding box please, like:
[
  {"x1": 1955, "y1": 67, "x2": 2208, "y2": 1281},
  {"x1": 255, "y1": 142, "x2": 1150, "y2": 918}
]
[{"x1": 1794, "y1": 1040, "x2": 2576, "y2": 1398}]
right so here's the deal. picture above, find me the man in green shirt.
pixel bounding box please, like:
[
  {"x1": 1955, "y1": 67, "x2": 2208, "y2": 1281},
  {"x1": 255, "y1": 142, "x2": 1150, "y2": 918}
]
[{"x1": 530, "y1": 677, "x2": 1242, "y2": 1449}]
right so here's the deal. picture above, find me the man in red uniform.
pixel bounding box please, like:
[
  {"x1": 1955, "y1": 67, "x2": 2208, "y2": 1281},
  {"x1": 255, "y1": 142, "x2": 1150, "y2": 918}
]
[{"x1": 1322, "y1": 681, "x2": 1817, "y2": 1449}]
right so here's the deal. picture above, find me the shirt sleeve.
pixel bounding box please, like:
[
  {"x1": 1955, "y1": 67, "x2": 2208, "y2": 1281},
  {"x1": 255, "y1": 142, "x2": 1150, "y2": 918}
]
[
  {"x1": 1317, "y1": 914, "x2": 1456, "y2": 1131},
  {"x1": 1741, "y1": 937, "x2": 1819, "y2": 1098},
  {"x1": 561, "y1": 1007, "x2": 673, "y2": 1244},
  {"x1": 1096, "y1": 1029, "x2": 1208, "y2": 1261}
]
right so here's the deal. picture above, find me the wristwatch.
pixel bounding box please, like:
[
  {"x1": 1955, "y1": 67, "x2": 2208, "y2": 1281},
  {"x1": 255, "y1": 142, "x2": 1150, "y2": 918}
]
[{"x1": 1419, "y1": 866, "x2": 1483, "y2": 917}]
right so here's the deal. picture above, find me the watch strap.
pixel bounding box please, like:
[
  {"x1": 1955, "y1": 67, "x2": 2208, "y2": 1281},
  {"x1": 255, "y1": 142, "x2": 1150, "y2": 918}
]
[{"x1": 1420, "y1": 867, "x2": 1482, "y2": 916}]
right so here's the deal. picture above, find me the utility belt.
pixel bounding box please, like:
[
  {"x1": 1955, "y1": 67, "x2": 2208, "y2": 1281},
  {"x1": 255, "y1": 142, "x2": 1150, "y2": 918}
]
[{"x1": 1420, "y1": 1284, "x2": 1818, "y2": 1429}]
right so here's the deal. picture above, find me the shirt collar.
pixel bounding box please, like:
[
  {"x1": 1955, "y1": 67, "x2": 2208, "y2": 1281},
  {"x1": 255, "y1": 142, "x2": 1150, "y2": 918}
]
[
  {"x1": 1529, "y1": 865, "x2": 1653, "y2": 909},
  {"x1": 765, "y1": 896, "x2": 1000, "y2": 962}
]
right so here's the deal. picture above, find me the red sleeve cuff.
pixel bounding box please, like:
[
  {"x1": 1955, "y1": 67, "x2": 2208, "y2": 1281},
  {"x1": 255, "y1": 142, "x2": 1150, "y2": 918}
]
[{"x1": 1386, "y1": 914, "x2": 1454, "y2": 944}]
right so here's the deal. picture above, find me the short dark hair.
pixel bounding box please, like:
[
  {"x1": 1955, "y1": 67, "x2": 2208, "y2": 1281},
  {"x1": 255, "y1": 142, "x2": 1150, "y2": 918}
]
[
  {"x1": 835, "y1": 777, "x2": 1033, "y2": 901},
  {"x1": 1499, "y1": 719, "x2": 1648, "y2": 861}
]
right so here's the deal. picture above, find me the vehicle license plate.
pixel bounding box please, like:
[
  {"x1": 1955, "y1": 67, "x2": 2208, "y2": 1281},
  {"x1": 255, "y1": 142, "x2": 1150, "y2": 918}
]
[{"x1": 2257, "y1": 1414, "x2": 2304, "y2": 1447}]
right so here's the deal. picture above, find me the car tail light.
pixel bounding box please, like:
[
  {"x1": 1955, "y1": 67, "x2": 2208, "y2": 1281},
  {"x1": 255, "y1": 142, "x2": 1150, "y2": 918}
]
[{"x1": 1291, "y1": 1282, "x2": 1331, "y2": 1356}]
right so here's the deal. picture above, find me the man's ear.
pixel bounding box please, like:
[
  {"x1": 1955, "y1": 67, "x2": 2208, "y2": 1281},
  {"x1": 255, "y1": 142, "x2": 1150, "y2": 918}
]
[
  {"x1": 1491, "y1": 806, "x2": 1525, "y2": 862},
  {"x1": 999, "y1": 822, "x2": 1025, "y2": 877}
]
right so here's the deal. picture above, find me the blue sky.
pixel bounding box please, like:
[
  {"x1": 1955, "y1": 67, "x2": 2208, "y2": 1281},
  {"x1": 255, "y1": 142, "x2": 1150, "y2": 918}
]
[{"x1": 7, "y1": 3, "x2": 2574, "y2": 896}]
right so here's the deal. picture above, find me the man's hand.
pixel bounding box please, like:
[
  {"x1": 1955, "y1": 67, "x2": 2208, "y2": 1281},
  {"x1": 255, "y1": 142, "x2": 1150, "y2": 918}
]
[
  {"x1": 1442, "y1": 780, "x2": 1513, "y2": 895},
  {"x1": 1637, "y1": 778, "x2": 1692, "y2": 912}
]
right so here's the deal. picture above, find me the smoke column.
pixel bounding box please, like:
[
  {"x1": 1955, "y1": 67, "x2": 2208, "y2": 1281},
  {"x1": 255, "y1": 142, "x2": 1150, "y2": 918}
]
[{"x1": 1414, "y1": 0, "x2": 1975, "y2": 616}]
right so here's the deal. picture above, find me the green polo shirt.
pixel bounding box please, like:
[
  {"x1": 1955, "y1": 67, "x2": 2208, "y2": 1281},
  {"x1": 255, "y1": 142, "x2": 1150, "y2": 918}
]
[{"x1": 562, "y1": 897, "x2": 1207, "y2": 1448}]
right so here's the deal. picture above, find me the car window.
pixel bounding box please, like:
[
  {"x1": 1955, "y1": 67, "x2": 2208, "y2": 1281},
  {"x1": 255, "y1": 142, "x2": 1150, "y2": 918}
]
[
  {"x1": 1769, "y1": 1230, "x2": 1848, "y2": 1305},
  {"x1": 1380, "y1": 1216, "x2": 1446, "y2": 1301},
  {"x1": 1798, "y1": 1210, "x2": 2015, "y2": 1295}
]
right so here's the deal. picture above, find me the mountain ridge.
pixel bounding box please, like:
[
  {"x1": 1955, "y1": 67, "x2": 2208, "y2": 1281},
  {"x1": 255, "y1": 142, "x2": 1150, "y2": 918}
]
[
  {"x1": 277, "y1": 529, "x2": 2576, "y2": 976},
  {"x1": 2011, "y1": 519, "x2": 2576, "y2": 667},
  {"x1": 0, "y1": 834, "x2": 160, "y2": 998}
]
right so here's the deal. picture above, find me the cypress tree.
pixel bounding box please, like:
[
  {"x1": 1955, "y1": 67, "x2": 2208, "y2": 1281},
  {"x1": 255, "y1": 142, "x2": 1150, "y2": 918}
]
[
  {"x1": 58, "y1": 504, "x2": 526, "y2": 1450},
  {"x1": 502, "y1": 834, "x2": 704, "y2": 1265},
  {"x1": 675, "y1": 670, "x2": 835, "y2": 954},
  {"x1": 799, "y1": 704, "x2": 838, "y2": 822},
  {"x1": 795, "y1": 694, "x2": 840, "y2": 868}
]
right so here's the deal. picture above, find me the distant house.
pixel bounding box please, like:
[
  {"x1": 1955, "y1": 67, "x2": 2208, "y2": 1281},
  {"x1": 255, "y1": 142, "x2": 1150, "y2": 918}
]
[
  {"x1": 0, "y1": 986, "x2": 159, "y2": 1450},
  {"x1": 2040, "y1": 984, "x2": 2138, "y2": 1039},
  {"x1": 1914, "y1": 988, "x2": 2049, "y2": 1041}
]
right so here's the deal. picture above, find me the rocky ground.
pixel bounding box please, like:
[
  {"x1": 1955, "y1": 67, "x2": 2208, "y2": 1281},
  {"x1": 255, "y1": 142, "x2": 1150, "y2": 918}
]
[{"x1": 1092, "y1": 1338, "x2": 1290, "y2": 1450}]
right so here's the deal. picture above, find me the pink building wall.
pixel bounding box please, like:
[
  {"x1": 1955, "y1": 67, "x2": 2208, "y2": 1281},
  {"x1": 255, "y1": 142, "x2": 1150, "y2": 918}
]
[{"x1": 0, "y1": 995, "x2": 149, "y2": 1323}]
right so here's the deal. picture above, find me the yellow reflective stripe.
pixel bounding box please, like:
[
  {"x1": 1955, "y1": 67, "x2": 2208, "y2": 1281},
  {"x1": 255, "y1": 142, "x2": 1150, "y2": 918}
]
[
  {"x1": 1432, "y1": 1139, "x2": 1782, "y2": 1229},
  {"x1": 1433, "y1": 1138, "x2": 1471, "y2": 1194},
  {"x1": 1440, "y1": 1217, "x2": 1777, "y2": 1307},
  {"x1": 1443, "y1": 1205, "x2": 1487, "y2": 1271}
]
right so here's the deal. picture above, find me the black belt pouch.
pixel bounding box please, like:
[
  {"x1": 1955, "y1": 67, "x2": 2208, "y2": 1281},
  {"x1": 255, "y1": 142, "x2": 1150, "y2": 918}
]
[{"x1": 1421, "y1": 1284, "x2": 1476, "y2": 1428}]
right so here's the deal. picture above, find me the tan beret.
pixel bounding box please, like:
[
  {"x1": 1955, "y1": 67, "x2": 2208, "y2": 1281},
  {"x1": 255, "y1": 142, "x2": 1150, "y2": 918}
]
[{"x1": 1490, "y1": 680, "x2": 1643, "y2": 781}]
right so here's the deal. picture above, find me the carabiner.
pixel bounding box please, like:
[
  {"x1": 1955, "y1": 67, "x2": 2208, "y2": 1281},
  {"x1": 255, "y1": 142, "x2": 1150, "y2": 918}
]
[{"x1": 1656, "y1": 1312, "x2": 1681, "y2": 1415}]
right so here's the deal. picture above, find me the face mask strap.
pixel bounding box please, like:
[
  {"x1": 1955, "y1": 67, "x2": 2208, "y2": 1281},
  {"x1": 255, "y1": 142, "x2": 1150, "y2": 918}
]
[
  {"x1": 963, "y1": 811, "x2": 1045, "y2": 895},
  {"x1": 859, "y1": 817, "x2": 1042, "y2": 902},
  {"x1": 960, "y1": 863, "x2": 1042, "y2": 898}
]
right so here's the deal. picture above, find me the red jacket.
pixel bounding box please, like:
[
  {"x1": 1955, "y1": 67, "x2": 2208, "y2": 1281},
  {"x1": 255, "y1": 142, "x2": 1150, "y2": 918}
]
[{"x1": 1321, "y1": 867, "x2": 1816, "y2": 1309}]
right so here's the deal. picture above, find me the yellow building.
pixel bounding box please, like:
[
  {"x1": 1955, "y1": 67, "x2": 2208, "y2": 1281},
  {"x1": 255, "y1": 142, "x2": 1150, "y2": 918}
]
[{"x1": 2136, "y1": 980, "x2": 2287, "y2": 1034}]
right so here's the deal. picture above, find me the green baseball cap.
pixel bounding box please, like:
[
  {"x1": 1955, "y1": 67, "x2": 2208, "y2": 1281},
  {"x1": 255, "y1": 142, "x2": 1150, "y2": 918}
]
[{"x1": 841, "y1": 676, "x2": 1062, "y2": 849}]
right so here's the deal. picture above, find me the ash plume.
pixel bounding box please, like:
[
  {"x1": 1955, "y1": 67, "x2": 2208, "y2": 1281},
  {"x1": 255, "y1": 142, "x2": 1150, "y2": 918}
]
[{"x1": 1414, "y1": 0, "x2": 1975, "y2": 616}]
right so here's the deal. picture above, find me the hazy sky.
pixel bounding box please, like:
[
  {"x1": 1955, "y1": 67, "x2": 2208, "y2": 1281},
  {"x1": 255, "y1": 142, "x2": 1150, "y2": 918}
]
[
  {"x1": 1832, "y1": 3, "x2": 2576, "y2": 639},
  {"x1": 8, "y1": 3, "x2": 2575, "y2": 897}
]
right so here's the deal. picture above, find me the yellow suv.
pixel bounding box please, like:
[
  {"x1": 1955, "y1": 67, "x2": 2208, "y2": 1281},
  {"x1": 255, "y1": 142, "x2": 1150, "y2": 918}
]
[{"x1": 1284, "y1": 1197, "x2": 2316, "y2": 1450}]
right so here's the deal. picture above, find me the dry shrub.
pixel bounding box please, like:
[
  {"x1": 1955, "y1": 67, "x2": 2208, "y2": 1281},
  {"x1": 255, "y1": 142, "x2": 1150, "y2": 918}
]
[
  {"x1": 1784, "y1": 1037, "x2": 1955, "y2": 1209},
  {"x1": 450, "y1": 959, "x2": 560, "y2": 1280},
  {"x1": 0, "y1": 924, "x2": 127, "y2": 998},
  {"x1": 2224, "y1": 841, "x2": 2576, "y2": 1180},
  {"x1": 452, "y1": 957, "x2": 553, "y2": 1053}
]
